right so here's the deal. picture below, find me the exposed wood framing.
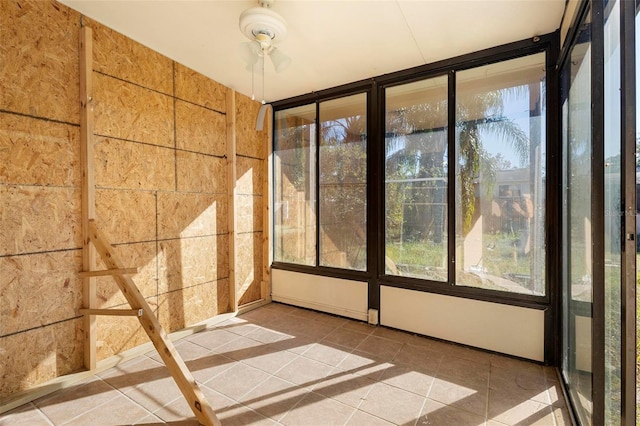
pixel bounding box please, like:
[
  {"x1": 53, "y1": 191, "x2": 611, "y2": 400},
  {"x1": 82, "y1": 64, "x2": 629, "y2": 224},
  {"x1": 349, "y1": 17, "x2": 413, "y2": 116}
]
[
  {"x1": 88, "y1": 219, "x2": 221, "y2": 426},
  {"x1": 79, "y1": 25, "x2": 97, "y2": 371},
  {"x1": 76, "y1": 24, "x2": 220, "y2": 425},
  {"x1": 78, "y1": 267, "x2": 138, "y2": 278},
  {"x1": 262, "y1": 106, "x2": 272, "y2": 301},
  {"x1": 226, "y1": 89, "x2": 238, "y2": 312}
]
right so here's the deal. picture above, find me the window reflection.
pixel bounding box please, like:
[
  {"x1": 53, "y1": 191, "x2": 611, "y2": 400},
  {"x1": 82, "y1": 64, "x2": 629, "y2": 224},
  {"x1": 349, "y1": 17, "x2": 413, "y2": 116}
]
[
  {"x1": 455, "y1": 53, "x2": 547, "y2": 295},
  {"x1": 561, "y1": 9, "x2": 593, "y2": 425},
  {"x1": 384, "y1": 76, "x2": 448, "y2": 281},
  {"x1": 319, "y1": 94, "x2": 367, "y2": 270},
  {"x1": 274, "y1": 105, "x2": 317, "y2": 266}
]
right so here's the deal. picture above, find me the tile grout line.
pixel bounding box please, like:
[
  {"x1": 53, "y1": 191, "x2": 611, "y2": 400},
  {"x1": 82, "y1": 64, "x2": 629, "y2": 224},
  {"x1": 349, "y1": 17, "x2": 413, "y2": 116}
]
[
  {"x1": 98, "y1": 357, "x2": 185, "y2": 423},
  {"x1": 9, "y1": 303, "x2": 570, "y2": 425},
  {"x1": 413, "y1": 396, "x2": 428, "y2": 426},
  {"x1": 230, "y1": 354, "x2": 306, "y2": 424},
  {"x1": 31, "y1": 402, "x2": 55, "y2": 426},
  {"x1": 50, "y1": 377, "x2": 125, "y2": 426},
  {"x1": 116, "y1": 388, "x2": 164, "y2": 424}
]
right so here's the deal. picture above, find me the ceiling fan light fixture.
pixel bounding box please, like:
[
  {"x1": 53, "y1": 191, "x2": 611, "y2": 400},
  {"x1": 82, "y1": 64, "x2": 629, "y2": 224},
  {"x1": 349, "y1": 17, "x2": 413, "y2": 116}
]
[
  {"x1": 269, "y1": 47, "x2": 291, "y2": 72},
  {"x1": 239, "y1": 41, "x2": 261, "y2": 65}
]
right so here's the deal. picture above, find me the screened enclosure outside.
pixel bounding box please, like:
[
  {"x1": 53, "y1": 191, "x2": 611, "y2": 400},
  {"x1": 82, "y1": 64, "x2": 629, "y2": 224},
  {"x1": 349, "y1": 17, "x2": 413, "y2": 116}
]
[
  {"x1": 273, "y1": 104, "x2": 316, "y2": 266},
  {"x1": 385, "y1": 76, "x2": 448, "y2": 281},
  {"x1": 455, "y1": 53, "x2": 547, "y2": 296}
]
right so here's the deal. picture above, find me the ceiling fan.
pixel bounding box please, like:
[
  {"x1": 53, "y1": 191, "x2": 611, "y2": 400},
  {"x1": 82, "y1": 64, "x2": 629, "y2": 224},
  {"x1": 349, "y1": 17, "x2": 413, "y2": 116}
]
[
  {"x1": 239, "y1": 0, "x2": 291, "y2": 72},
  {"x1": 239, "y1": 0, "x2": 291, "y2": 128}
]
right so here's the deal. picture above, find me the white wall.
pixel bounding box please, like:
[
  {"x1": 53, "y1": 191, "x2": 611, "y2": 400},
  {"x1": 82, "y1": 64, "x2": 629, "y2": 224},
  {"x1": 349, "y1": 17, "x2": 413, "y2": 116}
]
[
  {"x1": 271, "y1": 270, "x2": 546, "y2": 361},
  {"x1": 271, "y1": 269, "x2": 368, "y2": 321},
  {"x1": 380, "y1": 286, "x2": 545, "y2": 361}
]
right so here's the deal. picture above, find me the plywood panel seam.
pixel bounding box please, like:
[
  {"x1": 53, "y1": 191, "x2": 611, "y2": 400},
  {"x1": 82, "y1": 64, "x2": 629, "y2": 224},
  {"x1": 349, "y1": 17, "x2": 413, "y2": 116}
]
[
  {"x1": 0, "y1": 182, "x2": 78, "y2": 190},
  {"x1": 154, "y1": 190, "x2": 228, "y2": 200},
  {"x1": 154, "y1": 190, "x2": 160, "y2": 307},
  {"x1": 0, "y1": 247, "x2": 81, "y2": 259},
  {"x1": 94, "y1": 185, "x2": 161, "y2": 194},
  {"x1": 174, "y1": 148, "x2": 226, "y2": 160},
  {"x1": 156, "y1": 233, "x2": 229, "y2": 243},
  {"x1": 151, "y1": 188, "x2": 228, "y2": 196},
  {"x1": 236, "y1": 192, "x2": 265, "y2": 197},
  {"x1": 0, "y1": 315, "x2": 83, "y2": 340},
  {"x1": 0, "y1": 109, "x2": 80, "y2": 128},
  {"x1": 174, "y1": 97, "x2": 226, "y2": 116},
  {"x1": 172, "y1": 61, "x2": 178, "y2": 192},
  {"x1": 93, "y1": 296, "x2": 159, "y2": 311},
  {"x1": 158, "y1": 278, "x2": 230, "y2": 296},
  {"x1": 101, "y1": 238, "x2": 159, "y2": 247},
  {"x1": 93, "y1": 70, "x2": 173, "y2": 98},
  {"x1": 236, "y1": 153, "x2": 266, "y2": 161},
  {"x1": 93, "y1": 133, "x2": 176, "y2": 151}
]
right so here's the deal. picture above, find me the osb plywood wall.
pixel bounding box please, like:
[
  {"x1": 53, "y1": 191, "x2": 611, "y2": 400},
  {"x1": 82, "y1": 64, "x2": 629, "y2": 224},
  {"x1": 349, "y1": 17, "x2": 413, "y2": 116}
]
[{"x1": 0, "y1": 0, "x2": 267, "y2": 399}]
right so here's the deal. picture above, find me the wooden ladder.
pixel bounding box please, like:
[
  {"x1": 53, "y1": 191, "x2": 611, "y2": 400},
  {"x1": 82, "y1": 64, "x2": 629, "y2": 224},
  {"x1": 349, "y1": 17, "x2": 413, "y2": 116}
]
[
  {"x1": 79, "y1": 25, "x2": 220, "y2": 426},
  {"x1": 85, "y1": 220, "x2": 220, "y2": 426}
]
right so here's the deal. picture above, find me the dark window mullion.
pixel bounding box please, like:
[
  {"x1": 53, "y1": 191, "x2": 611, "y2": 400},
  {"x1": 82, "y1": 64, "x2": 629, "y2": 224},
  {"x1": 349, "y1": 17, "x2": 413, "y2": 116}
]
[
  {"x1": 544, "y1": 31, "x2": 561, "y2": 365},
  {"x1": 367, "y1": 85, "x2": 381, "y2": 311},
  {"x1": 591, "y1": 1, "x2": 606, "y2": 425},
  {"x1": 315, "y1": 101, "x2": 321, "y2": 268},
  {"x1": 447, "y1": 71, "x2": 456, "y2": 286},
  {"x1": 620, "y1": 0, "x2": 637, "y2": 423}
]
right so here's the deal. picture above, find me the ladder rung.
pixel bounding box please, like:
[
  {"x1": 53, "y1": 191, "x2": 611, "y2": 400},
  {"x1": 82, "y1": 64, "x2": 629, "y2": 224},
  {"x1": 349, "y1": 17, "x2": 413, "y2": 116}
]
[
  {"x1": 80, "y1": 308, "x2": 143, "y2": 317},
  {"x1": 79, "y1": 267, "x2": 139, "y2": 278}
]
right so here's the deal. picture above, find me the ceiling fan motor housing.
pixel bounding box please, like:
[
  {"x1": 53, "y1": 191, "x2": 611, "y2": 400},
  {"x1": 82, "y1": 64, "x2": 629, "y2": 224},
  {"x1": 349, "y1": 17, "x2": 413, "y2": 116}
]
[{"x1": 239, "y1": 5, "x2": 288, "y2": 46}]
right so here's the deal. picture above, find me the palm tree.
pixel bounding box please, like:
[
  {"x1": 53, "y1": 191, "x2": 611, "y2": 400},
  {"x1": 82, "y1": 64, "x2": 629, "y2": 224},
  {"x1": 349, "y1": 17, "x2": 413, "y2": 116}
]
[{"x1": 385, "y1": 87, "x2": 531, "y2": 239}]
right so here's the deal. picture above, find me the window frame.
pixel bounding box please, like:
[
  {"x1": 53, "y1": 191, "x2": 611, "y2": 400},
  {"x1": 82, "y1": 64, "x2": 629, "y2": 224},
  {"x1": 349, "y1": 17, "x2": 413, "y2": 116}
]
[
  {"x1": 271, "y1": 34, "x2": 558, "y2": 311},
  {"x1": 272, "y1": 83, "x2": 374, "y2": 284}
]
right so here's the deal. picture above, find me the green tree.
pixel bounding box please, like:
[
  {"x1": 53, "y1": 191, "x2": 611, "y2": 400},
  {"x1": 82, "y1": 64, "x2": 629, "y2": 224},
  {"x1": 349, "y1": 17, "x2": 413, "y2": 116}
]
[{"x1": 455, "y1": 90, "x2": 530, "y2": 235}]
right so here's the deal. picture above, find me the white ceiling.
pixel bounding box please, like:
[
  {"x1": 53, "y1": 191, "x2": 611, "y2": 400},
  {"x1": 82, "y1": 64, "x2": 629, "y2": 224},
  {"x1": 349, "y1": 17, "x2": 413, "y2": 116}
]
[{"x1": 59, "y1": 0, "x2": 565, "y2": 103}]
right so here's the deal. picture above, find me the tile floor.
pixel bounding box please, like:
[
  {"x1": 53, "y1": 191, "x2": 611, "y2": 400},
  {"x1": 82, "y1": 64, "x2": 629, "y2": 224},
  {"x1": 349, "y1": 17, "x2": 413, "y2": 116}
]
[{"x1": 0, "y1": 302, "x2": 572, "y2": 425}]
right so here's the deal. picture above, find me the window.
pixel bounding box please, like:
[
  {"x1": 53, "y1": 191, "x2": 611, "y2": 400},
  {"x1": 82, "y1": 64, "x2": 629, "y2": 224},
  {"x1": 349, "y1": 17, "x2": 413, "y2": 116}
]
[
  {"x1": 273, "y1": 93, "x2": 368, "y2": 271},
  {"x1": 385, "y1": 76, "x2": 448, "y2": 281},
  {"x1": 319, "y1": 94, "x2": 368, "y2": 270},
  {"x1": 455, "y1": 53, "x2": 546, "y2": 295},
  {"x1": 603, "y1": 0, "x2": 622, "y2": 421},
  {"x1": 561, "y1": 8, "x2": 593, "y2": 424},
  {"x1": 273, "y1": 46, "x2": 549, "y2": 299},
  {"x1": 274, "y1": 104, "x2": 316, "y2": 266}
]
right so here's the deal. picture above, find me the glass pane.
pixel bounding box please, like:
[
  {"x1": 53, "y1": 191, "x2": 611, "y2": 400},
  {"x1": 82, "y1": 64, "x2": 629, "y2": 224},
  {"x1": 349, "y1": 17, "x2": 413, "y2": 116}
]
[
  {"x1": 384, "y1": 76, "x2": 448, "y2": 280},
  {"x1": 455, "y1": 53, "x2": 546, "y2": 295},
  {"x1": 319, "y1": 94, "x2": 367, "y2": 270},
  {"x1": 561, "y1": 9, "x2": 593, "y2": 425},
  {"x1": 604, "y1": 0, "x2": 622, "y2": 422},
  {"x1": 274, "y1": 104, "x2": 316, "y2": 266}
]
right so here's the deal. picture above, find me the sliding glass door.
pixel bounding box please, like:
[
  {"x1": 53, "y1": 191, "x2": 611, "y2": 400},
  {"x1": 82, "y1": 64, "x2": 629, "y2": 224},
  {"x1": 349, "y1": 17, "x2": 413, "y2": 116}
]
[
  {"x1": 603, "y1": 0, "x2": 622, "y2": 421},
  {"x1": 560, "y1": 1, "x2": 635, "y2": 423},
  {"x1": 561, "y1": 7, "x2": 593, "y2": 425}
]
